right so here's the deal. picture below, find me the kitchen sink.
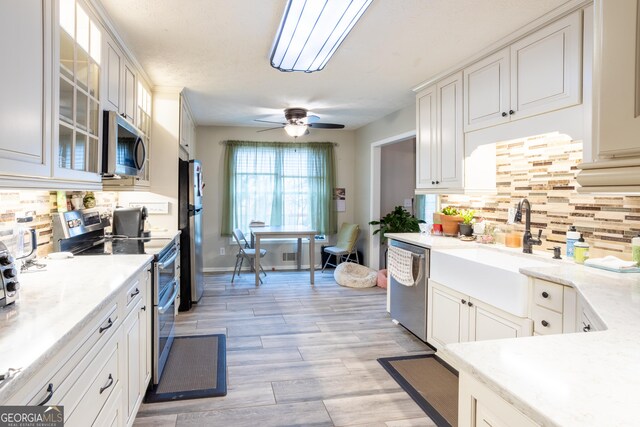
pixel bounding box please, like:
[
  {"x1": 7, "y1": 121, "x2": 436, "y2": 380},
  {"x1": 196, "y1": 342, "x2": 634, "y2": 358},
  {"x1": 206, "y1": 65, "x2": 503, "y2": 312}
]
[{"x1": 430, "y1": 247, "x2": 555, "y2": 317}]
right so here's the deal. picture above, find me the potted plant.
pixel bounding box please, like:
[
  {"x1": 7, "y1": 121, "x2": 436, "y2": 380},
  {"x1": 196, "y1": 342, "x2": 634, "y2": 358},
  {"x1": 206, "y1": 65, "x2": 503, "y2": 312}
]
[
  {"x1": 459, "y1": 209, "x2": 476, "y2": 236},
  {"x1": 440, "y1": 206, "x2": 463, "y2": 236},
  {"x1": 369, "y1": 206, "x2": 424, "y2": 244}
]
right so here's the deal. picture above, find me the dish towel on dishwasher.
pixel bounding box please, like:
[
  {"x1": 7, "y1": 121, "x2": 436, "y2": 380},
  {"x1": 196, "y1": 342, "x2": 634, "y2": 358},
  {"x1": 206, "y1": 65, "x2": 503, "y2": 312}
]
[{"x1": 388, "y1": 246, "x2": 422, "y2": 286}]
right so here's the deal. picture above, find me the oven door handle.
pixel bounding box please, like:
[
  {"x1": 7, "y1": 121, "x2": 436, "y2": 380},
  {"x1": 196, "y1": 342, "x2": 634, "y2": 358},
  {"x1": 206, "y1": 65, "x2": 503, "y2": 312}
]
[
  {"x1": 158, "y1": 246, "x2": 178, "y2": 269},
  {"x1": 158, "y1": 280, "x2": 179, "y2": 314}
]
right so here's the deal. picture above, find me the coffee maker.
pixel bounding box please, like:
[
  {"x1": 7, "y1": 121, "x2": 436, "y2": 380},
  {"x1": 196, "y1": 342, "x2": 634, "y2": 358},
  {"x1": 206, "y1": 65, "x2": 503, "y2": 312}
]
[{"x1": 112, "y1": 207, "x2": 148, "y2": 238}]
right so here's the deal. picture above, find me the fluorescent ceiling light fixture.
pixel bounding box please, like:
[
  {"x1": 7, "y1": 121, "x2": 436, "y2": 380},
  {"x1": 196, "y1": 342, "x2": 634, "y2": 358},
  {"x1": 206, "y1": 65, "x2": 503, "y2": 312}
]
[
  {"x1": 285, "y1": 123, "x2": 308, "y2": 137},
  {"x1": 270, "y1": 0, "x2": 373, "y2": 72}
]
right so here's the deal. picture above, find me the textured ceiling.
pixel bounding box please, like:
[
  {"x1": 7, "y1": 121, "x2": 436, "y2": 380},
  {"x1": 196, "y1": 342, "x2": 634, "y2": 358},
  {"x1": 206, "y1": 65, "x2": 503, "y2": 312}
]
[{"x1": 98, "y1": 0, "x2": 570, "y2": 129}]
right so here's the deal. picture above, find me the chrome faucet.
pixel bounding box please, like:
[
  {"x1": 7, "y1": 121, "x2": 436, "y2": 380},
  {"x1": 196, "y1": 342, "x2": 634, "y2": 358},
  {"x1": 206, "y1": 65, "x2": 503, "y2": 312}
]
[{"x1": 514, "y1": 198, "x2": 542, "y2": 254}]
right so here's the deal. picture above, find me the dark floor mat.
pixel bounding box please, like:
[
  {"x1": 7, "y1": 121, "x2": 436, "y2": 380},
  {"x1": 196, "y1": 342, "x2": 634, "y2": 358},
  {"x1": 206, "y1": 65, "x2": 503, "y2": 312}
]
[
  {"x1": 145, "y1": 334, "x2": 227, "y2": 403},
  {"x1": 378, "y1": 353, "x2": 458, "y2": 427}
]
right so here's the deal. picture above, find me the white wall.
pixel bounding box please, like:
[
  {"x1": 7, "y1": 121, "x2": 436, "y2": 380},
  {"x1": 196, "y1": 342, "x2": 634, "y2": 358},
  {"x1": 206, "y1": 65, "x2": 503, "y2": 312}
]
[
  {"x1": 354, "y1": 104, "x2": 416, "y2": 265},
  {"x1": 380, "y1": 138, "x2": 416, "y2": 216},
  {"x1": 195, "y1": 125, "x2": 356, "y2": 271},
  {"x1": 119, "y1": 89, "x2": 182, "y2": 232}
]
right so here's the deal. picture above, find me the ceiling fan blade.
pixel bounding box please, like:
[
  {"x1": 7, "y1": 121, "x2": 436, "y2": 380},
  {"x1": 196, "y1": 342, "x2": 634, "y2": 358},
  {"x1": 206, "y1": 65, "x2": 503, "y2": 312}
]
[
  {"x1": 256, "y1": 125, "x2": 285, "y2": 133},
  {"x1": 308, "y1": 122, "x2": 345, "y2": 129},
  {"x1": 255, "y1": 119, "x2": 287, "y2": 125},
  {"x1": 302, "y1": 115, "x2": 320, "y2": 124}
]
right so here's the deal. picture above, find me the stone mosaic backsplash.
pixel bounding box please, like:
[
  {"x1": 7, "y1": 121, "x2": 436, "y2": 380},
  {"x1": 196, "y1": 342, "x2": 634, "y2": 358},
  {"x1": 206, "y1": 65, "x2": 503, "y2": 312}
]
[
  {"x1": 441, "y1": 133, "x2": 640, "y2": 259},
  {"x1": 0, "y1": 190, "x2": 119, "y2": 256}
]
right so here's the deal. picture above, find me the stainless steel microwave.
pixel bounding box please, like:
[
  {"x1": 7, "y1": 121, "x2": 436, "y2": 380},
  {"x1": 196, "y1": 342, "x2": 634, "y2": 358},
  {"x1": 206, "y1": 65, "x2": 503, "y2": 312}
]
[{"x1": 102, "y1": 111, "x2": 147, "y2": 178}]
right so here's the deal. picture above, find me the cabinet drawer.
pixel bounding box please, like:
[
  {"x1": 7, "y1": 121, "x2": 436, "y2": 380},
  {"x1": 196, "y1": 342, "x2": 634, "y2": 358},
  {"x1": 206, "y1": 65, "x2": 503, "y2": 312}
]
[
  {"x1": 126, "y1": 278, "x2": 142, "y2": 309},
  {"x1": 533, "y1": 280, "x2": 564, "y2": 313},
  {"x1": 532, "y1": 305, "x2": 563, "y2": 335},
  {"x1": 64, "y1": 334, "x2": 120, "y2": 426},
  {"x1": 21, "y1": 303, "x2": 119, "y2": 406}
]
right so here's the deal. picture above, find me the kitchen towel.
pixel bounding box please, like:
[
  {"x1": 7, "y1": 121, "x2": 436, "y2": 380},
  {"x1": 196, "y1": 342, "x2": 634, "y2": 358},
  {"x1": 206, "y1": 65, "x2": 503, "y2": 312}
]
[
  {"x1": 584, "y1": 256, "x2": 640, "y2": 273},
  {"x1": 388, "y1": 246, "x2": 422, "y2": 286}
]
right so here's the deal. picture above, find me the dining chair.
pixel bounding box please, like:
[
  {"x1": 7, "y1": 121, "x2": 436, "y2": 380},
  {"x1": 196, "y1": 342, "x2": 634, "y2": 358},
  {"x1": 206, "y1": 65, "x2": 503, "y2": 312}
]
[
  {"x1": 322, "y1": 222, "x2": 360, "y2": 272},
  {"x1": 231, "y1": 228, "x2": 267, "y2": 284}
]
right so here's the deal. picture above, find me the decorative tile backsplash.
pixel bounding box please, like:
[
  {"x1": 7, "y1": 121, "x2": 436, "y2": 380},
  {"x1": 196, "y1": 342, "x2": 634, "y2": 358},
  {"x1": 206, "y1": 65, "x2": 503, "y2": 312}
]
[
  {"x1": 0, "y1": 190, "x2": 120, "y2": 256},
  {"x1": 441, "y1": 133, "x2": 640, "y2": 259}
]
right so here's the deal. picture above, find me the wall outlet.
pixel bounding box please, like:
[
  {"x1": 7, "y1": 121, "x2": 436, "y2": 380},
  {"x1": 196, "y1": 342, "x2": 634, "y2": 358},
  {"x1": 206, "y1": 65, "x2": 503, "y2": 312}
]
[
  {"x1": 219, "y1": 247, "x2": 225, "y2": 255},
  {"x1": 403, "y1": 198, "x2": 413, "y2": 208}
]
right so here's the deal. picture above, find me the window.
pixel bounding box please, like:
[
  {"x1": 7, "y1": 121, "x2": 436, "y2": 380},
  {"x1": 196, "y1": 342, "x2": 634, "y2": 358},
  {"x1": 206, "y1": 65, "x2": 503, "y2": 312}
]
[{"x1": 222, "y1": 141, "x2": 337, "y2": 235}]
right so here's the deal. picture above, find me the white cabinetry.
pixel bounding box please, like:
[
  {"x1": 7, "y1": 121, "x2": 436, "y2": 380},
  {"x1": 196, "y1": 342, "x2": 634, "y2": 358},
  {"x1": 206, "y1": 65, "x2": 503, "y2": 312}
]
[
  {"x1": 427, "y1": 280, "x2": 532, "y2": 351},
  {"x1": 458, "y1": 372, "x2": 538, "y2": 427},
  {"x1": 5, "y1": 262, "x2": 152, "y2": 427},
  {"x1": 103, "y1": 35, "x2": 136, "y2": 126},
  {"x1": 530, "y1": 278, "x2": 577, "y2": 335},
  {"x1": 415, "y1": 72, "x2": 463, "y2": 191},
  {"x1": 0, "y1": 0, "x2": 52, "y2": 179},
  {"x1": 180, "y1": 94, "x2": 196, "y2": 159},
  {"x1": 577, "y1": 0, "x2": 640, "y2": 191},
  {"x1": 577, "y1": 295, "x2": 605, "y2": 333},
  {"x1": 463, "y1": 12, "x2": 582, "y2": 132}
]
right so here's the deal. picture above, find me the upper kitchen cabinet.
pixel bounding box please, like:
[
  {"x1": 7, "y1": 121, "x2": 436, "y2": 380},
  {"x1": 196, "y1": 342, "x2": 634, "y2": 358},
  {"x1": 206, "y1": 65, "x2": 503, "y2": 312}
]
[
  {"x1": 102, "y1": 33, "x2": 137, "y2": 126},
  {"x1": 54, "y1": 0, "x2": 103, "y2": 183},
  {"x1": 577, "y1": 0, "x2": 640, "y2": 191},
  {"x1": 179, "y1": 94, "x2": 196, "y2": 159},
  {"x1": 463, "y1": 11, "x2": 582, "y2": 133},
  {"x1": 0, "y1": 0, "x2": 53, "y2": 180},
  {"x1": 416, "y1": 72, "x2": 464, "y2": 191}
]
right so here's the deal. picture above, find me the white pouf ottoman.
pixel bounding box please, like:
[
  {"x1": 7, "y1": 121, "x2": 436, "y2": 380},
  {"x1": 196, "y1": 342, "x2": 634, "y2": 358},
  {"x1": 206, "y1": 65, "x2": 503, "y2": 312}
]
[{"x1": 334, "y1": 262, "x2": 377, "y2": 288}]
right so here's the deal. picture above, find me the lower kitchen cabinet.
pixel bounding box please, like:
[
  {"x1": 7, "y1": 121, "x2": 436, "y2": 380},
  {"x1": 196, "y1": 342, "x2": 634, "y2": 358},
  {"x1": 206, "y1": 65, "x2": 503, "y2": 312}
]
[
  {"x1": 427, "y1": 280, "x2": 532, "y2": 350},
  {"x1": 530, "y1": 278, "x2": 577, "y2": 335},
  {"x1": 458, "y1": 372, "x2": 538, "y2": 427},
  {"x1": 5, "y1": 262, "x2": 152, "y2": 427}
]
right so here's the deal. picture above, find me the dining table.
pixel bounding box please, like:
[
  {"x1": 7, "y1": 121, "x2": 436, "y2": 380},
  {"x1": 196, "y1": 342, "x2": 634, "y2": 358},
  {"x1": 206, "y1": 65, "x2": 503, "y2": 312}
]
[{"x1": 249, "y1": 225, "x2": 318, "y2": 286}]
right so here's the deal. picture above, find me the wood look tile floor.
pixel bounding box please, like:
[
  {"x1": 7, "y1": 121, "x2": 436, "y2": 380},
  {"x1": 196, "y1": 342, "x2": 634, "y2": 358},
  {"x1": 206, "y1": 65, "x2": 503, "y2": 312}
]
[{"x1": 134, "y1": 271, "x2": 436, "y2": 427}]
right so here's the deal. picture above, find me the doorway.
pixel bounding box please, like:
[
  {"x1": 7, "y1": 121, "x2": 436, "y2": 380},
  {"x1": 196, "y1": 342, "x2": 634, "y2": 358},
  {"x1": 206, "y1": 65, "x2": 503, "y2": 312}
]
[{"x1": 368, "y1": 130, "x2": 416, "y2": 271}]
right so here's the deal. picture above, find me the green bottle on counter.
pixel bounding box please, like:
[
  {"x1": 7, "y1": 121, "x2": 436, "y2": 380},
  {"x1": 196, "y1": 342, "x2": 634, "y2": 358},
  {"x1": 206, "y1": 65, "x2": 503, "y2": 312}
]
[{"x1": 632, "y1": 234, "x2": 640, "y2": 266}]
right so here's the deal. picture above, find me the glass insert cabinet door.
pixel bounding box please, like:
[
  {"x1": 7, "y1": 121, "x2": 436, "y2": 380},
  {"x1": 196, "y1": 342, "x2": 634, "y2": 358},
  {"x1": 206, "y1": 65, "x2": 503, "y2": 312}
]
[{"x1": 58, "y1": 0, "x2": 101, "y2": 174}]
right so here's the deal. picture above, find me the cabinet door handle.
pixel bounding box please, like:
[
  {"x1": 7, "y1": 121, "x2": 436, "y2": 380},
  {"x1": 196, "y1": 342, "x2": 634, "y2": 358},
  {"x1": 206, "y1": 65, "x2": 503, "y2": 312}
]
[
  {"x1": 541, "y1": 291, "x2": 549, "y2": 298},
  {"x1": 435, "y1": 180, "x2": 440, "y2": 184},
  {"x1": 99, "y1": 374, "x2": 114, "y2": 394},
  {"x1": 501, "y1": 112, "x2": 507, "y2": 117},
  {"x1": 541, "y1": 320, "x2": 549, "y2": 327},
  {"x1": 130, "y1": 288, "x2": 140, "y2": 298},
  {"x1": 461, "y1": 299, "x2": 466, "y2": 305},
  {"x1": 431, "y1": 181, "x2": 435, "y2": 185},
  {"x1": 509, "y1": 109, "x2": 515, "y2": 115},
  {"x1": 37, "y1": 383, "x2": 54, "y2": 406},
  {"x1": 467, "y1": 301, "x2": 473, "y2": 307},
  {"x1": 583, "y1": 324, "x2": 591, "y2": 332},
  {"x1": 141, "y1": 305, "x2": 146, "y2": 311},
  {"x1": 99, "y1": 318, "x2": 113, "y2": 334}
]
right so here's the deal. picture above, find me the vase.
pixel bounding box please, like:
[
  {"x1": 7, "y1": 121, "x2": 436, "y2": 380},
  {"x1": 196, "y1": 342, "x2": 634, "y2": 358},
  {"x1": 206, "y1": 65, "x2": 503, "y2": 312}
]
[
  {"x1": 459, "y1": 223, "x2": 473, "y2": 236},
  {"x1": 441, "y1": 215, "x2": 462, "y2": 236}
]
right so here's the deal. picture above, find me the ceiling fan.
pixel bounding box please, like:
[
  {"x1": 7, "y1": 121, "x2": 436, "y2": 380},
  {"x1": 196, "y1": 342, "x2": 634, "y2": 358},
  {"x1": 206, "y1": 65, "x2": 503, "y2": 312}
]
[{"x1": 255, "y1": 108, "x2": 345, "y2": 137}]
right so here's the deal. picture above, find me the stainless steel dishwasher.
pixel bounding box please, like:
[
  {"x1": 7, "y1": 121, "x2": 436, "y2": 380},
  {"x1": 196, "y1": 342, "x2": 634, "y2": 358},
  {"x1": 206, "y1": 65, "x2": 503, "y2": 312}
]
[{"x1": 389, "y1": 239, "x2": 430, "y2": 341}]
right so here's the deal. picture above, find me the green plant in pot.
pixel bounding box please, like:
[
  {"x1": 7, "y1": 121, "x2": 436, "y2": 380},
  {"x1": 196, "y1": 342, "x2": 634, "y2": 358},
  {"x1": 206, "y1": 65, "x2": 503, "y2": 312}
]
[
  {"x1": 459, "y1": 209, "x2": 476, "y2": 236},
  {"x1": 440, "y1": 206, "x2": 463, "y2": 236},
  {"x1": 369, "y1": 206, "x2": 425, "y2": 244}
]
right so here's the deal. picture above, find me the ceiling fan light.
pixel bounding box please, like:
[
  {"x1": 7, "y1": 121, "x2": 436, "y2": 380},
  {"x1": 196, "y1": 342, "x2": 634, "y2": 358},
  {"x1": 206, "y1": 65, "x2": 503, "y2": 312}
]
[
  {"x1": 284, "y1": 123, "x2": 308, "y2": 137},
  {"x1": 270, "y1": 0, "x2": 373, "y2": 73}
]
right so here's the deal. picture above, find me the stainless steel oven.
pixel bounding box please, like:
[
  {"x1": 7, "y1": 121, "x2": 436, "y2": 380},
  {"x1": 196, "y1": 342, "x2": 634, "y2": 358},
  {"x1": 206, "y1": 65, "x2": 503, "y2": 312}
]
[{"x1": 153, "y1": 239, "x2": 180, "y2": 385}]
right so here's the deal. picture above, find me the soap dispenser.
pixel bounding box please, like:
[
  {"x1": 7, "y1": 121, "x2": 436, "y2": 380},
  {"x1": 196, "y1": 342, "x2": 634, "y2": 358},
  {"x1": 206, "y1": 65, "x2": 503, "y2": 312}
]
[{"x1": 566, "y1": 226, "x2": 580, "y2": 258}]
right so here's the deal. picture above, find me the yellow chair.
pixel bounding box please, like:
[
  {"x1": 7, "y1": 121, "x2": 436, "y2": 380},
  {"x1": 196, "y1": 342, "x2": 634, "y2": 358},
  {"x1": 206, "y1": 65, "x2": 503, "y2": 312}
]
[{"x1": 322, "y1": 223, "x2": 360, "y2": 272}]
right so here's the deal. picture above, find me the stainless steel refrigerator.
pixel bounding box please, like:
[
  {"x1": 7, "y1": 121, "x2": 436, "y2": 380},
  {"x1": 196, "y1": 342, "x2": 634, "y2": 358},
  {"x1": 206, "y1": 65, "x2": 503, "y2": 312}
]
[{"x1": 178, "y1": 158, "x2": 204, "y2": 311}]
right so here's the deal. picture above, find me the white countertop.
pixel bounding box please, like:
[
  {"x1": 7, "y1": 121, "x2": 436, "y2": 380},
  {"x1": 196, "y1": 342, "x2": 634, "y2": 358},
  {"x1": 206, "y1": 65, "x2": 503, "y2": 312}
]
[
  {"x1": 436, "y1": 244, "x2": 640, "y2": 426},
  {"x1": 0, "y1": 255, "x2": 153, "y2": 402},
  {"x1": 384, "y1": 233, "x2": 472, "y2": 249}
]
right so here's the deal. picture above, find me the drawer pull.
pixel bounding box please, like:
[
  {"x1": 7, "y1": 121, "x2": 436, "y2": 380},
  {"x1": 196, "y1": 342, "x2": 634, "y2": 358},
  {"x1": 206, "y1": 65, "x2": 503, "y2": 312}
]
[
  {"x1": 130, "y1": 288, "x2": 140, "y2": 298},
  {"x1": 541, "y1": 320, "x2": 549, "y2": 327},
  {"x1": 37, "y1": 383, "x2": 54, "y2": 406},
  {"x1": 99, "y1": 318, "x2": 113, "y2": 334},
  {"x1": 467, "y1": 301, "x2": 473, "y2": 307},
  {"x1": 100, "y1": 374, "x2": 114, "y2": 394},
  {"x1": 461, "y1": 299, "x2": 467, "y2": 305},
  {"x1": 541, "y1": 291, "x2": 549, "y2": 298},
  {"x1": 583, "y1": 324, "x2": 591, "y2": 332}
]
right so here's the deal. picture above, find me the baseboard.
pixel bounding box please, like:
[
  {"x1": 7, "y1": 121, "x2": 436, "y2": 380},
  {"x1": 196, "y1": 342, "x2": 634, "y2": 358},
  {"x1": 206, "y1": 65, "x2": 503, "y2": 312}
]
[{"x1": 203, "y1": 265, "x2": 323, "y2": 273}]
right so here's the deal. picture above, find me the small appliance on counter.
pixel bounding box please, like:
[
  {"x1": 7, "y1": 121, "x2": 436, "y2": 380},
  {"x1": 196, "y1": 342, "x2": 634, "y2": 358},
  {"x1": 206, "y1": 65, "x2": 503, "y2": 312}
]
[
  {"x1": 112, "y1": 206, "x2": 148, "y2": 238},
  {"x1": 0, "y1": 242, "x2": 19, "y2": 307}
]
